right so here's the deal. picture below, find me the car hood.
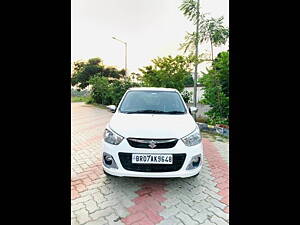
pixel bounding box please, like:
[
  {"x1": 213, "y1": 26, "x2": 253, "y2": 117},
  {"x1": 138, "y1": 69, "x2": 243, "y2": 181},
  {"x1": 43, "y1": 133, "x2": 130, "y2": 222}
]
[{"x1": 108, "y1": 113, "x2": 197, "y2": 139}]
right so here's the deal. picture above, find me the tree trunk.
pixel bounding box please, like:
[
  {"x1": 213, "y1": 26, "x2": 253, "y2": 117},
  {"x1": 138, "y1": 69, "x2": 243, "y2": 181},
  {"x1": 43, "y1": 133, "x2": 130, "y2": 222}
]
[
  {"x1": 193, "y1": 0, "x2": 200, "y2": 121},
  {"x1": 210, "y1": 36, "x2": 214, "y2": 61}
]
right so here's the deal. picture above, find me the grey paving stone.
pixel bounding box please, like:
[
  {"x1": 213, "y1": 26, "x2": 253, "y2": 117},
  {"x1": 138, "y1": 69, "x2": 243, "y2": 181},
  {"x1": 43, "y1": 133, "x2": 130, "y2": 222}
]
[
  {"x1": 99, "y1": 199, "x2": 119, "y2": 209},
  {"x1": 85, "y1": 217, "x2": 108, "y2": 225},
  {"x1": 206, "y1": 197, "x2": 227, "y2": 210},
  {"x1": 74, "y1": 168, "x2": 83, "y2": 173},
  {"x1": 190, "y1": 187, "x2": 205, "y2": 195},
  {"x1": 105, "y1": 213, "x2": 124, "y2": 225},
  {"x1": 71, "y1": 218, "x2": 78, "y2": 225},
  {"x1": 160, "y1": 205, "x2": 180, "y2": 219},
  {"x1": 120, "y1": 191, "x2": 138, "y2": 199},
  {"x1": 120, "y1": 198, "x2": 135, "y2": 208},
  {"x1": 85, "y1": 199, "x2": 99, "y2": 213},
  {"x1": 176, "y1": 202, "x2": 198, "y2": 217},
  {"x1": 201, "y1": 219, "x2": 217, "y2": 225},
  {"x1": 192, "y1": 193, "x2": 209, "y2": 203},
  {"x1": 81, "y1": 189, "x2": 99, "y2": 197},
  {"x1": 100, "y1": 186, "x2": 113, "y2": 195},
  {"x1": 191, "y1": 202, "x2": 212, "y2": 213},
  {"x1": 112, "y1": 204, "x2": 129, "y2": 218},
  {"x1": 92, "y1": 192, "x2": 107, "y2": 205},
  {"x1": 71, "y1": 103, "x2": 230, "y2": 225},
  {"x1": 204, "y1": 184, "x2": 220, "y2": 193},
  {"x1": 161, "y1": 197, "x2": 181, "y2": 208},
  {"x1": 72, "y1": 203, "x2": 85, "y2": 211},
  {"x1": 74, "y1": 208, "x2": 88, "y2": 216},
  {"x1": 90, "y1": 208, "x2": 114, "y2": 220},
  {"x1": 192, "y1": 210, "x2": 211, "y2": 224},
  {"x1": 207, "y1": 206, "x2": 229, "y2": 221},
  {"x1": 202, "y1": 188, "x2": 222, "y2": 201},
  {"x1": 157, "y1": 216, "x2": 182, "y2": 225},
  {"x1": 80, "y1": 163, "x2": 89, "y2": 169},
  {"x1": 175, "y1": 212, "x2": 199, "y2": 225},
  {"x1": 210, "y1": 215, "x2": 229, "y2": 225},
  {"x1": 177, "y1": 193, "x2": 193, "y2": 205},
  {"x1": 201, "y1": 173, "x2": 214, "y2": 180},
  {"x1": 72, "y1": 195, "x2": 93, "y2": 205},
  {"x1": 76, "y1": 211, "x2": 91, "y2": 224}
]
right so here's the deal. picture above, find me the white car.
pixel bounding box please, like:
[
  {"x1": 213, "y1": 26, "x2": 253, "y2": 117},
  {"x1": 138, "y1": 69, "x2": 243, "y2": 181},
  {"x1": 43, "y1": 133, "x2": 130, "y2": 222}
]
[{"x1": 102, "y1": 87, "x2": 203, "y2": 178}]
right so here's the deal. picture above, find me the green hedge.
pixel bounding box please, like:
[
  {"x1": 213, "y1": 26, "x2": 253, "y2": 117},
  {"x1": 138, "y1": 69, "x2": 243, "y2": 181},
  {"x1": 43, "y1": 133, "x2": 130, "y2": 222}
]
[{"x1": 88, "y1": 77, "x2": 141, "y2": 106}]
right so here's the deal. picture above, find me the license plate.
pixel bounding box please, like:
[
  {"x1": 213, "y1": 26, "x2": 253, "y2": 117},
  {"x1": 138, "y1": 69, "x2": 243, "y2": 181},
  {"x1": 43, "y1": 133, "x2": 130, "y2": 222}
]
[{"x1": 132, "y1": 154, "x2": 173, "y2": 164}]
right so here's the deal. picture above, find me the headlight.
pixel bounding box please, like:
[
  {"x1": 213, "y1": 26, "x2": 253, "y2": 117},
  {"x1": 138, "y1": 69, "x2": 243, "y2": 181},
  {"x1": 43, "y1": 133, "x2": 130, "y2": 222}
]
[
  {"x1": 181, "y1": 127, "x2": 202, "y2": 146},
  {"x1": 104, "y1": 128, "x2": 124, "y2": 145}
]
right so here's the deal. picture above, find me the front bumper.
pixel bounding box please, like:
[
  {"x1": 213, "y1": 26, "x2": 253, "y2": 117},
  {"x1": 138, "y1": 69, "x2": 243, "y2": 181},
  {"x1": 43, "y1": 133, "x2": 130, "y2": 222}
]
[{"x1": 102, "y1": 138, "x2": 203, "y2": 178}]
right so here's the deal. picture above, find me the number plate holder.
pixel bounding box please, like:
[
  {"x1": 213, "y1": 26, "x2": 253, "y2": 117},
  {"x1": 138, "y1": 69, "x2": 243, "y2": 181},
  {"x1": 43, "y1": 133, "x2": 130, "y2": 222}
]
[{"x1": 132, "y1": 154, "x2": 173, "y2": 164}]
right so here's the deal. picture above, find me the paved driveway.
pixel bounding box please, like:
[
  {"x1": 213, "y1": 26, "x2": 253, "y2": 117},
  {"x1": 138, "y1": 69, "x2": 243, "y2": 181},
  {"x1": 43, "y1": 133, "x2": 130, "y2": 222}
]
[{"x1": 71, "y1": 102, "x2": 229, "y2": 225}]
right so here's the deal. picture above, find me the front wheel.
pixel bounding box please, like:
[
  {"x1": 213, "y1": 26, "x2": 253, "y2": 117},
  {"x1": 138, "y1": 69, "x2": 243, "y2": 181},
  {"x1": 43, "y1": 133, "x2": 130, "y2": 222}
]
[
  {"x1": 190, "y1": 172, "x2": 200, "y2": 178},
  {"x1": 103, "y1": 168, "x2": 113, "y2": 177}
]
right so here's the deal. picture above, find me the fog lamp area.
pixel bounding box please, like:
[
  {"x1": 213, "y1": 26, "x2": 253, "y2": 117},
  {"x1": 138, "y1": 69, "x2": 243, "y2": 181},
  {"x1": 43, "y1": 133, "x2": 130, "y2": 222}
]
[
  {"x1": 103, "y1": 152, "x2": 118, "y2": 169},
  {"x1": 186, "y1": 154, "x2": 202, "y2": 170}
]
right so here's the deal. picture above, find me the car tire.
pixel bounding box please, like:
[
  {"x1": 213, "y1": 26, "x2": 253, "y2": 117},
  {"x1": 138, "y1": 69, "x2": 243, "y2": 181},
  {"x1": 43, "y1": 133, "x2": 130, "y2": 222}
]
[
  {"x1": 191, "y1": 172, "x2": 200, "y2": 178},
  {"x1": 103, "y1": 168, "x2": 113, "y2": 177}
]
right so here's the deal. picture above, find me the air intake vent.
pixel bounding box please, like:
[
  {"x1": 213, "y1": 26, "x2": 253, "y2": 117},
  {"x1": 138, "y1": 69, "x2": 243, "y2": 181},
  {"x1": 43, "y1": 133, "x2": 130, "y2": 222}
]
[
  {"x1": 119, "y1": 153, "x2": 186, "y2": 172},
  {"x1": 127, "y1": 138, "x2": 178, "y2": 149}
]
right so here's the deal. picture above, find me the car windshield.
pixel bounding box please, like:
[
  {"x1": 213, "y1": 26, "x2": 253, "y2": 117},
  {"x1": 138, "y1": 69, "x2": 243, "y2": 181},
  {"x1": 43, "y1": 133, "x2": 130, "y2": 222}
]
[{"x1": 119, "y1": 91, "x2": 187, "y2": 114}]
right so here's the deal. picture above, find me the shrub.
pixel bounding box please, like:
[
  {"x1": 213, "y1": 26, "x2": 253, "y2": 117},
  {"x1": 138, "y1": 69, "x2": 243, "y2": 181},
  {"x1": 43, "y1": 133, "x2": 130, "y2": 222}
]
[
  {"x1": 89, "y1": 77, "x2": 112, "y2": 105},
  {"x1": 195, "y1": 116, "x2": 209, "y2": 123},
  {"x1": 199, "y1": 51, "x2": 229, "y2": 125},
  {"x1": 71, "y1": 96, "x2": 91, "y2": 102},
  {"x1": 139, "y1": 55, "x2": 193, "y2": 92},
  {"x1": 88, "y1": 77, "x2": 140, "y2": 106},
  {"x1": 71, "y1": 88, "x2": 90, "y2": 97},
  {"x1": 71, "y1": 58, "x2": 125, "y2": 90},
  {"x1": 181, "y1": 90, "x2": 193, "y2": 103}
]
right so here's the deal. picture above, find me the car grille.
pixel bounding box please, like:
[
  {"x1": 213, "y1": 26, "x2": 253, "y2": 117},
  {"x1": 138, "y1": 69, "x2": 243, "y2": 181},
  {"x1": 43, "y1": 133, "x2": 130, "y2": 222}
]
[
  {"x1": 118, "y1": 153, "x2": 186, "y2": 172},
  {"x1": 127, "y1": 138, "x2": 178, "y2": 149}
]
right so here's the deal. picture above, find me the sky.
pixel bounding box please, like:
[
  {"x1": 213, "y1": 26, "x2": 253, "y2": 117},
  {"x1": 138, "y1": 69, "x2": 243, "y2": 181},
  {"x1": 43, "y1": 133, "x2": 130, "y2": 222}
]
[{"x1": 71, "y1": 0, "x2": 229, "y2": 75}]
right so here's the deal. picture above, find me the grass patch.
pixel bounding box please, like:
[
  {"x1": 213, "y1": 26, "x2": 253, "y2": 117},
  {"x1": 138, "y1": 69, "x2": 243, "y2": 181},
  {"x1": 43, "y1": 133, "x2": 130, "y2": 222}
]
[
  {"x1": 71, "y1": 96, "x2": 109, "y2": 110},
  {"x1": 71, "y1": 96, "x2": 91, "y2": 102},
  {"x1": 87, "y1": 102, "x2": 107, "y2": 110},
  {"x1": 195, "y1": 116, "x2": 209, "y2": 123},
  {"x1": 201, "y1": 130, "x2": 229, "y2": 141},
  {"x1": 83, "y1": 99, "x2": 107, "y2": 109}
]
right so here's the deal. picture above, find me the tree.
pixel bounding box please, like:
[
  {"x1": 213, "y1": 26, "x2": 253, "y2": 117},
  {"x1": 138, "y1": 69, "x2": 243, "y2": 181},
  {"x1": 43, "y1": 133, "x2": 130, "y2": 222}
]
[
  {"x1": 88, "y1": 76, "x2": 140, "y2": 106},
  {"x1": 199, "y1": 51, "x2": 229, "y2": 125},
  {"x1": 128, "y1": 72, "x2": 141, "y2": 82},
  {"x1": 139, "y1": 55, "x2": 194, "y2": 92},
  {"x1": 88, "y1": 76, "x2": 112, "y2": 105},
  {"x1": 179, "y1": 0, "x2": 229, "y2": 60},
  {"x1": 184, "y1": 73, "x2": 194, "y2": 87},
  {"x1": 181, "y1": 90, "x2": 193, "y2": 103},
  {"x1": 179, "y1": 0, "x2": 205, "y2": 23},
  {"x1": 71, "y1": 57, "x2": 125, "y2": 89}
]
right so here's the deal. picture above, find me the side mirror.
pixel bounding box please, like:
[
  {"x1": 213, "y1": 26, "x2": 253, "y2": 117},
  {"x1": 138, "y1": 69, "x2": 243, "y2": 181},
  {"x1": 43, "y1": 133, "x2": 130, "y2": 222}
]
[
  {"x1": 107, "y1": 105, "x2": 116, "y2": 113},
  {"x1": 189, "y1": 106, "x2": 198, "y2": 114}
]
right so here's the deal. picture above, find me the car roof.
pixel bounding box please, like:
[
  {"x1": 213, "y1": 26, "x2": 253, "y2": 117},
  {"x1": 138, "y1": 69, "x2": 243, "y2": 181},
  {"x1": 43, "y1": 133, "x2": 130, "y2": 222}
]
[{"x1": 128, "y1": 87, "x2": 178, "y2": 92}]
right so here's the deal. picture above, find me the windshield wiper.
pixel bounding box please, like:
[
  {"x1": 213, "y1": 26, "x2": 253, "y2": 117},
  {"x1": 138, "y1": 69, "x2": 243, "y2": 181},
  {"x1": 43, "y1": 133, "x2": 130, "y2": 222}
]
[
  {"x1": 164, "y1": 111, "x2": 185, "y2": 114},
  {"x1": 124, "y1": 110, "x2": 185, "y2": 114},
  {"x1": 125, "y1": 110, "x2": 165, "y2": 114}
]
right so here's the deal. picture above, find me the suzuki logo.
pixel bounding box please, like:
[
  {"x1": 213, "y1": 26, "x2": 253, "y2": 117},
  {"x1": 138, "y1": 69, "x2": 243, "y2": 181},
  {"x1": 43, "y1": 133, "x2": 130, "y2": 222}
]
[{"x1": 148, "y1": 140, "x2": 157, "y2": 149}]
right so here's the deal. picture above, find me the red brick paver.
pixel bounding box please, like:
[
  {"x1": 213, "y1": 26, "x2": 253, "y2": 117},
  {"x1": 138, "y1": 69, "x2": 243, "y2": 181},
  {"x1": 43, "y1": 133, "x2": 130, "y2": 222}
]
[
  {"x1": 71, "y1": 102, "x2": 229, "y2": 225},
  {"x1": 123, "y1": 180, "x2": 166, "y2": 225},
  {"x1": 203, "y1": 138, "x2": 229, "y2": 214}
]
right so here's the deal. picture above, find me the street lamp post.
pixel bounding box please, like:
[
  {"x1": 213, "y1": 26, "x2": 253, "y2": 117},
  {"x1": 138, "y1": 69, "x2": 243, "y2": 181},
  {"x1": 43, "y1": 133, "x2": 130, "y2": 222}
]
[{"x1": 112, "y1": 36, "x2": 127, "y2": 76}]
